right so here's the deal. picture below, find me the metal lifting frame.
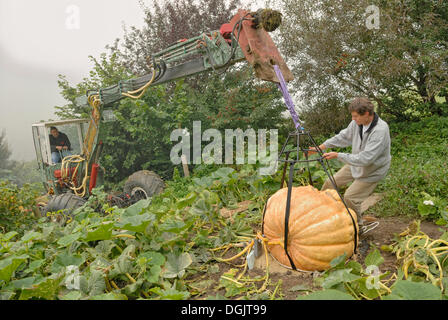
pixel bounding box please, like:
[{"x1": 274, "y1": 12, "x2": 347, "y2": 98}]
[{"x1": 261, "y1": 65, "x2": 358, "y2": 271}]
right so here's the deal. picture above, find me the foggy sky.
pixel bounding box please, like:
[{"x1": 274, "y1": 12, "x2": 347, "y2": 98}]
[{"x1": 0, "y1": 0, "x2": 146, "y2": 161}]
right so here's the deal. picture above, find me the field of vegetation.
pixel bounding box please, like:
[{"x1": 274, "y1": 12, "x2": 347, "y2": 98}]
[
  {"x1": 1, "y1": 115, "x2": 447, "y2": 300},
  {"x1": 1, "y1": 0, "x2": 448, "y2": 300}
]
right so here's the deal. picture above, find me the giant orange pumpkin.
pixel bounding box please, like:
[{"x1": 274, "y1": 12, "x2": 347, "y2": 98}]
[{"x1": 263, "y1": 185, "x2": 358, "y2": 271}]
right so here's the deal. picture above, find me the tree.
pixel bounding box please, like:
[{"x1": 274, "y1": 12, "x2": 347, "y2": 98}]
[
  {"x1": 275, "y1": 0, "x2": 448, "y2": 125},
  {"x1": 55, "y1": 52, "x2": 130, "y2": 119}
]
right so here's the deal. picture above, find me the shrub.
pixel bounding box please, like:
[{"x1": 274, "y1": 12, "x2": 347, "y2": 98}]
[{"x1": 0, "y1": 180, "x2": 42, "y2": 234}]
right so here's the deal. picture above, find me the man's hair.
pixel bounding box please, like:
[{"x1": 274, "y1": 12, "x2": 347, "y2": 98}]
[
  {"x1": 50, "y1": 127, "x2": 58, "y2": 131},
  {"x1": 348, "y1": 97, "x2": 374, "y2": 115}
]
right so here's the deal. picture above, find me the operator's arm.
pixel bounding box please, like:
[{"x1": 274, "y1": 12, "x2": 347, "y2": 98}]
[
  {"x1": 49, "y1": 135, "x2": 57, "y2": 153},
  {"x1": 322, "y1": 121, "x2": 356, "y2": 149},
  {"x1": 62, "y1": 133, "x2": 72, "y2": 150},
  {"x1": 337, "y1": 129, "x2": 388, "y2": 166}
]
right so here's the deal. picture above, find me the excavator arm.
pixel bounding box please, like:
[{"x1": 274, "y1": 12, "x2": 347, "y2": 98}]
[{"x1": 75, "y1": 9, "x2": 293, "y2": 110}]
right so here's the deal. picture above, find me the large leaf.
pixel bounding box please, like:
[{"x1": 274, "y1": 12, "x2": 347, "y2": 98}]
[
  {"x1": 1, "y1": 231, "x2": 18, "y2": 241},
  {"x1": 329, "y1": 253, "x2": 347, "y2": 269},
  {"x1": 83, "y1": 222, "x2": 114, "y2": 242},
  {"x1": 149, "y1": 287, "x2": 190, "y2": 300},
  {"x1": 163, "y1": 252, "x2": 192, "y2": 279},
  {"x1": 297, "y1": 289, "x2": 356, "y2": 300},
  {"x1": 0, "y1": 255, "x2": 28, "y2": 282},
  {"x1": 364, "y1": 248, "x2": 384, "y2": 267},
  {"x1": 122, "y1": 279, "x2": 144, "y2": 297},
  {"x1": 51, "y1": 252, "x2": 84, "y2": 273},
  {"x1": 115, "y1": 212, "x2": 155, "y2": 233},
  {"x1": 322, "y1": 269, "x2": 361, "y2": 289},
  {"x1": 144, "y1": 265, "x2": 162, "y2": 283},
  {"x1": 211, "y1": 167, "x2": 235, "y2": 183},
  {"x1": 87, "y1": 269, "x2": 106, "y2": 296},
  {"x1": 9, "y1": 276, "x2": 39, "y2": 290},
  {"x1": 21, "y1": 231, "x2": 42, "y2": 242},
  {"x1": 93, "y1": 240, "x2": 116, "y2": 258},
  {"x1": 176, "y1": 192, "x2": 197, "y2": 210},
  {"x1": 160, "y1": 219, "x2": 187, "y2": 233},
  {"x1": 384, "y1": 280, "x2": 442, "y2": 300},
  {"x1": 57, "y1": 232, "x2": 82, "y2": 247},
  {"x1": 90, "y1": 292, "x2": 128, "y2": 300},
  {"x1": 60, "y1": 291, "x2": 82, "y2": 300},
  {"x1": 19, "y1": 275, "x2": 63, "y2": 300},
  {"x1": 138, "y1": 251, "x2": 166, "y2": 266},
  {"x1": 109, "y1": 245, "x2": 136, "y2": 276},
  {"x1": 23, "y1": 259, "x2": 44, "y2": 274},
  {"x1": 123, "y1": 199, "x2": 152, "y2": 216}
]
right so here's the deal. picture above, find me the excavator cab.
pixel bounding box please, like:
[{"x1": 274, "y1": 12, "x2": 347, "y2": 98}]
[{"x1": 32, "y1": 119, "x2": 90, "y2": 194}]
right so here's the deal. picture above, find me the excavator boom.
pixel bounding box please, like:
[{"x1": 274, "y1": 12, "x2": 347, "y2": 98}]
[{"x1": 75, "y1": 8, "x2": 293, "y2": 110}]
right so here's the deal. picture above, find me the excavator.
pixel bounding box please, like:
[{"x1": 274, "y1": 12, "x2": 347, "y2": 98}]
[{"x1": 32, "y1": 8, "x2": 294, "y2": 218}]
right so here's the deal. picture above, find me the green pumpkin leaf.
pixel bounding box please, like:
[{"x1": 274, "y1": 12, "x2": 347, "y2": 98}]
[
  {"x1": 10, "y1": 276, "x2": 38, "y2": 290},
  {"x1": 149, "y1": 287, "x2": 190, "y2": 300},
  {"x1": 83, "y1": 222, "x2": 114, "y2": 242},
  {"x1": 115, "y1": 213, "x2": 155, "y2": 233},
  {"x1": 57, "y1": 232, "x2": 82, "y2": 247},
  {"x1": 90, "y1": 292, "x2": 128, "y2": 300},
  {"x1": 385, "y1": 280, "x2": 442, "y2": 300},
  {"x1": 21, "y1": 231, "x2": 42, "y2": 242},
  {"x1": 176, "y1": 192, "x2": 197, "y2": 210},
  {"x1": 0, "y1": 255, "x2": 28, "y2": 282},
  {"x1": 87, "y1": 269, "x2": 106, "y2": 296},
  {"x1": 297, "y1": 289, "x2": 355, "y2": 300},
  {"x1": 60, "y1": 291, "x2": 82, "y2": 300},
  {"x1": 322, "y1": 269, "x2": 361, "y2": 289},
  {"x1": 145, "y1": 265, "x2": 162, "y2": 283},
  {"x1": 51, "y1": 252, "x2": 84, "y2": 273},
  {"x1": 364, "y1": 248, "x2": 384, "y2": 267},
  {"x1": 1, "y1": 231, "x2": 18, "y2": 241},
  {"x1": 123, "y1": 199, "x2": 152, "y2": 216},
  {"x1": 0, "y1": 291, "x2": 15, "y2": 300},
  {"x1": 288, "y1": 284, "x2": 311, "y2": 292},
  {"x1": 138, "y1": 251, "x2": 165, "y2": 266},
  {"x1": 110, "y1": 245, "x2": 136, "y2": 276},
  {"x1": 163, "y1": 252, "x2": 192, "y2": 279},
  {"x1": 23, "y1": 259, "x2": 45, "y2": 274},
  {"x1": 329, "y1": 253, "x2": 347, "y2": 269},
  {"x1": 19, "y1": 275, "x2": 63, "y2": 300},
  {"x1": 93, "y1": 240, "x2": 116, "y2": 258}
]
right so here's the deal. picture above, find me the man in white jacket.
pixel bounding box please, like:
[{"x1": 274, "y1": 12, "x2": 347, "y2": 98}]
[{"x1": 310, "y1": 97, "x2": 391, "y2": 225}]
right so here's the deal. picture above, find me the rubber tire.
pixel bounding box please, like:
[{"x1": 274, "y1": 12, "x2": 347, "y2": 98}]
[
  {"x1": 123, "y1": 170, "x2": 165, "y2": 199},
  {"x1": 43, "y1": 193, "x2": 86, "y2": 223}
]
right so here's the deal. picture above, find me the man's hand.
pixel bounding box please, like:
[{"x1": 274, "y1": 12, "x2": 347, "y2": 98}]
[
  {"x1": 322, "y1": 152, "x2": 338, "y2": 160},
  {"x1": 307, "y1": 144, "x2": 326, "y2": 156}
]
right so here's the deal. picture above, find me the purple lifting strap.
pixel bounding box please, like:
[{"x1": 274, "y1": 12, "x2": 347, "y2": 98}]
[{"x1": 274, "y1": 65, "x2": 303, "y2": 131}]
